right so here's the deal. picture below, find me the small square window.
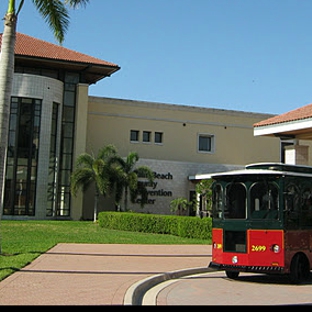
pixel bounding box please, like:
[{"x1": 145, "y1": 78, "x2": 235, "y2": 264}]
[
  {"x1": 130, "y1": 130, "x2": 139, "y2": 142},
  {"x1": 155, "y1": 132, "x2": 163, "y2": 144},
  {"x1": 143, "y1": 131, "x2": 151, "y2": 143},
  {"x1": 198, "y1": 134, "x2": 214, "y2": 152}
]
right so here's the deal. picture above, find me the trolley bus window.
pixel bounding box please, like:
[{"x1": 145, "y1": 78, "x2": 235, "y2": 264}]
[
  {"x1": 301, "y1": 187, "x2": 312, "y2": 227},
  {"x1": 225, "y1": 182, "x2": 246, "y2": 219},
  {"x1": 250, "y1": 181, "x2": 279, "y2": 220},
  {"x1": 212, "y1": 183, "x2": 223, "y2": 219},
  {"x1": 284, "y1": 183, "x2": 300, "y2": 229}
]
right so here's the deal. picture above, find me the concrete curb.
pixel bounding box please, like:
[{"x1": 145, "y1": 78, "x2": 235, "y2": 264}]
[{"x1": 123, "y1": 266, "x2": 215, "y2": 305}]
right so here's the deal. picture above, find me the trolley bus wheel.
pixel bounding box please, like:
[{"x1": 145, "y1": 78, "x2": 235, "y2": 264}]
[
  {"x1": 225, "y1": 271, "x2": 239, "y2": 279},
  {"x1": 289, "y1": 253, "x2": 310, "y2": 284}
]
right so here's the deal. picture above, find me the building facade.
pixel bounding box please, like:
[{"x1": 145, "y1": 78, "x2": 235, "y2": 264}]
[
  {"x1": 81, "y1": 96, "x2": 281, "y2": 219},
  {"x1": 1, "y1": 33, "x2": 119, "y2": 221},
  {"x1": 2, "y1": 32, "x2": 301, "y2": 221}
]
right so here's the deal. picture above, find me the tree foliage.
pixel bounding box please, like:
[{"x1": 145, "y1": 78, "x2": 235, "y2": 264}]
[
  {"x1": 195, "y1": 178, "x2": 213, "y2": 211},
  {"x1": 169, "y1": 197, "x2": 193, "y2": 216},
  {"x1": 71, "y1": 145, "x2": 155, "y2": 218},
  {"x1": 113, "y1": 151, "x2": 154, "y2": 211},
  {"x1": 70, "y1": 144, "x2": 120, "y2": 222}
]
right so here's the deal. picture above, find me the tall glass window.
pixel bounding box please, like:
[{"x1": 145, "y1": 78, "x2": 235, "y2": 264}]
[
  {"x1": 4, "y1": 97, "x2": 41, "y2": 216},
  {"x1": 46, "y1": 103, "x2": 59, "y2": 217},
  {"x1": 55, "y1": 72, "x2": 79, "y2": 217}
]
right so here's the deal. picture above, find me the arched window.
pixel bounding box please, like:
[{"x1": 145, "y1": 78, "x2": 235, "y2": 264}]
[
  {"x1": 250, "y1": 181, "x2": 279, "y2": 220},
  {"x1": 224, "y1": 182, "x2": 246, "y2": 219},
  {"x1": 212, "y1": 183, "x2": 223, "y2": 219}
]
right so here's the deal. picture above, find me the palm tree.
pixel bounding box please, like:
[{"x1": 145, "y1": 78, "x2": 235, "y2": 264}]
[
  {"x1": 70, "y1": 144, "x2": 119, "y2": 222},
  {"x1": 169, "y1": 197, "x2": 192, "y2": 216},
  {"x1": 195, "y1": 179, "x2": 213, "y2": 217},
  {"x1": 114, "y1": 152, "x2": 154, "y2": 212},
  {"x1": 0, "y1": 0, "x2": 90, "y2": 252}
]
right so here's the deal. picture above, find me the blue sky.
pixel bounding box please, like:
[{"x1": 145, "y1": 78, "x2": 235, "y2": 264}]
[{"x1": 1, "y1": 0, "x2": 312, "y2": 115}]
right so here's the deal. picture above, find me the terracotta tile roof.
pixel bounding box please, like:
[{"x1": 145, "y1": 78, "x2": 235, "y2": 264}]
[
  {"x1": 0, "y1": 32, "x2": 119, "y2": 68},
  {"x1": 254, "y1": 103, "x2": 312, "y2": 127}
]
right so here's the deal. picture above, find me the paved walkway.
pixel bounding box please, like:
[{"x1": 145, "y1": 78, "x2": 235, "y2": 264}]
[
  {"x1": 1, "y1": 243, "x2": 312, "y2": 305},
  {"x1": 149, "y1": 271, "x2": 312, "y2": 305},
  {"x1": 0, "y1": 243, "x2": 210, "y2": 305}
]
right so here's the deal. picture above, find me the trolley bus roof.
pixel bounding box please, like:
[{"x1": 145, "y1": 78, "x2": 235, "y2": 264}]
[
  {"x1": 189, "y1": 162, "x2": 312, "y2": 181},
  {"x1": 211, "y1": 169, "x2": 312, "y2": 179}
]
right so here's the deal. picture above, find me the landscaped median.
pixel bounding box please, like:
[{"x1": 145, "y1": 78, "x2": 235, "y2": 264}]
[{"x1": 98, "y1": 212, "x2": 212, "y2": 240}]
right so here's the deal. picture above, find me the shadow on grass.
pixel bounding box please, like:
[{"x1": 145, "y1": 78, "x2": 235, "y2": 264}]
[
  {"x1": 0, "y1": 251, "x2": 44, "y2": 256},
  {"x1": 0, "y1": 267, "x2": 20, "y2": 272}
]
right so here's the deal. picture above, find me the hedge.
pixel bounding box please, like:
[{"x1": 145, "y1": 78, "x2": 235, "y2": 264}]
[{"x1": 98, "y1": 211, "x2": 212, "y2": 240}]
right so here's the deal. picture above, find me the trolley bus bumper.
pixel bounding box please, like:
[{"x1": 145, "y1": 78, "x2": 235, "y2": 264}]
[{"x1": 209, "y1": 261, "x2": 283, "y2": 273}]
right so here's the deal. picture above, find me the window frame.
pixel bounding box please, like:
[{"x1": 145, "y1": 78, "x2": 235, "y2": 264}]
[
  {"x1": 143, "y1": 131, "x2": 151, "y2": 143},
  {"x1": 198, "y1": 133, "x2": 214, "y2": 153},
  {"x1": 130, "y1": 130, "x2": 140, "y2": 142},
  {"x1": 154, "y1": 131, "x2": 163, "y2": 144}
]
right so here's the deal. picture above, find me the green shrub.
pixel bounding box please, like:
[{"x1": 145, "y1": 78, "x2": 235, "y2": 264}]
[{"x1": 98, "y1": 212, "x2": 212, "y2": 240}]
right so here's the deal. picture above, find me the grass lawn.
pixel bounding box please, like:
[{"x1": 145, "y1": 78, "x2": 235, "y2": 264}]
[{"x1": 0, "y1": 220, "x2": 210, "y2": 282}]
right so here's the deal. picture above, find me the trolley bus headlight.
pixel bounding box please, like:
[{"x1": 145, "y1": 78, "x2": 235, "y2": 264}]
[{"x1": 271, "y1": 244, "x2": 280, "y2": 253}]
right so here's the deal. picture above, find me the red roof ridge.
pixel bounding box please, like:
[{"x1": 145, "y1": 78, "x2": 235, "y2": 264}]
[
  {"x1": 0, "y1": 32, "x2": 119, "y2": 68},
  {"x1": 254, "y1": 102, "x2": 312, "y2": 127}
]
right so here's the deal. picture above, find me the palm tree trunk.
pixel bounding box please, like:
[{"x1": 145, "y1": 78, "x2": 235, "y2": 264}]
[
  {"x1": 0, "y1": 11, "x2": 17, "y2": 253},
  {"x1": 124, "y1": 187, "x2": 128, "y2": 212},
  {"x1": 93, "y1": 195, "x2": 98, "y2": 222},
  {"x1": 93, "y1": 188, "x2": 99, "y2": 222}
]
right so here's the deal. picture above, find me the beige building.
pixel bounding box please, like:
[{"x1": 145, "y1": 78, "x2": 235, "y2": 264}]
[
  {"x1": 1, "y1": 32, "x2": 291, "y2": 221},
  {"x1": 80, "y1": 96, "x2": 281, "y2": 219}
]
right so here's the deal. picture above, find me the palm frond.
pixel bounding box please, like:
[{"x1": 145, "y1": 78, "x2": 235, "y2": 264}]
[
  {"x1": 33, "y1": 0, "x2": 69, "y2": 44},
  {"x1": 135, "y1": 166, "x2": 154, "y2": 182},
  {"x1": 64, "y1": 0, "x2": 90, "y2": 9},
  {"x1": 70, "y1": 168, "x2": 93, "y2": 195},
  {"x1": 125, "y1": 152, "x2": 139, "y2": 169},
  {"x1": 95, "y1": 175, "x2": 109, "y2": 196},
  {"x1": 128, "y1": 172, "x2": 138, "y2": 191},
  {"x1": 74, "y1": 153, "x2": 94, "y2": 168},
  {"x1": 98, "y1": 144, "x2": 118, "y2": 160}
]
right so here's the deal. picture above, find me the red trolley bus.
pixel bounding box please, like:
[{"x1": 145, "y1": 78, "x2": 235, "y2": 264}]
[{"x1": 209, "y1": 162, "x2": 312, "y2": 283}]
